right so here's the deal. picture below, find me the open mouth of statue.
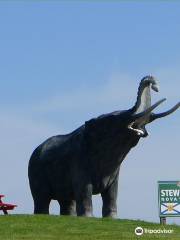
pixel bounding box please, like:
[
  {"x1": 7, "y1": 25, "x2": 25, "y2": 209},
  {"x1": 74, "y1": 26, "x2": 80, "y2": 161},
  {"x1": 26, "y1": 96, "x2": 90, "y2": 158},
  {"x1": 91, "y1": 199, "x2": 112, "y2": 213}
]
[{"x1": 128, "y1": 122, "x2": 145, "y2": 136}]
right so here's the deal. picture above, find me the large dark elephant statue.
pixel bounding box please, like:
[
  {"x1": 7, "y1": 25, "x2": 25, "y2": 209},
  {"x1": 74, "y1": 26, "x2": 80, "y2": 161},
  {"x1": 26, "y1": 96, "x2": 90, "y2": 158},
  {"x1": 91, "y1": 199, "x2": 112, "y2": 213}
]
[{"x1": 28, "y1": 76, "x2": 179, "y2": 217}]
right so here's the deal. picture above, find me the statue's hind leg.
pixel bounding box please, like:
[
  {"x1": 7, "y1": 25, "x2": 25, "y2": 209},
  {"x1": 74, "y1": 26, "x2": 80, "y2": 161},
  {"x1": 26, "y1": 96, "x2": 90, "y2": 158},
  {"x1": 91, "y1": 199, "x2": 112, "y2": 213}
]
[
  {"x1": 33, "y1": 196, "x2": 51, "y2": 214},
  {"x1": 58, "y1": 199, "x2": 76, "y2": 216},
  {"x1": 29, "y1": 172, "x2": 51, "y2": 214}
]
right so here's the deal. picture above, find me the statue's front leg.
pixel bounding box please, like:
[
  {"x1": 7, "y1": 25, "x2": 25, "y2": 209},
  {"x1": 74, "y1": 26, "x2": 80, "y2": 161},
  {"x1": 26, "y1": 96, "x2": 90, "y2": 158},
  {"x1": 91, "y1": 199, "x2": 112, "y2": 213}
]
[
  {"x1": 75, "y1": 183, "x2": 93, "y2": 217},
  {"x1": 101, "y1": 178, "x2": 118, "y2": 218}
]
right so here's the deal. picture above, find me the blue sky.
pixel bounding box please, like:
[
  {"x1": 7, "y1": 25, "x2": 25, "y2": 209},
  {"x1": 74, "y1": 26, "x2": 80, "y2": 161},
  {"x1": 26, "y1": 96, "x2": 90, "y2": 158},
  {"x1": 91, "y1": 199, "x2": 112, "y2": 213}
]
[{"x1": 0, "y1": 2, "x2": 179, "y2": 224}]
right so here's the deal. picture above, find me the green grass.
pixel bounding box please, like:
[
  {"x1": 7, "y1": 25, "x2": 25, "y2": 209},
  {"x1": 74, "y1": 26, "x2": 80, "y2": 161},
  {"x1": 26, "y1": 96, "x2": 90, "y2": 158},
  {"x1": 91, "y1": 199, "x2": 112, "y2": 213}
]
[{"x1": 0, "y1": 215, "x2": 179, "y2": 240}]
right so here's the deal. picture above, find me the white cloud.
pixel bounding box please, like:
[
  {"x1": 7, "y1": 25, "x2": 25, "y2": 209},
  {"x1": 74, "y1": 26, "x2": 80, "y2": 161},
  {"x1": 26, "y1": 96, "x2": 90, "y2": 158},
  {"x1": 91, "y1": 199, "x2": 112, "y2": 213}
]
[
  {"x1": 32, "y1": 73, "x2": 138, "y2": 115},
  {"x1": 31, "y1": 69, "x2": 179, "y2": 122}
]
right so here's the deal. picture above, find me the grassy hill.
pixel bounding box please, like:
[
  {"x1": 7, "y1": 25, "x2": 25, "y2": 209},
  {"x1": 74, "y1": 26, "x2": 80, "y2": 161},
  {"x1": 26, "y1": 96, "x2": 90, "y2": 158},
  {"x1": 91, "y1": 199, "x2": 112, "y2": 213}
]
[{"x1": 0, "y1": 215, "x2": 180, "y2": 240}]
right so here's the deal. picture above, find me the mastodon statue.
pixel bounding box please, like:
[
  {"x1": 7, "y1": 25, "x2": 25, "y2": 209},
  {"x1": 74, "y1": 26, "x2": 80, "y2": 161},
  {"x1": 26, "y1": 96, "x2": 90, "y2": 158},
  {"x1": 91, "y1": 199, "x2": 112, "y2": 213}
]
[{"x1": 28, "y1": 76, "x2": 179, "y2": 217}]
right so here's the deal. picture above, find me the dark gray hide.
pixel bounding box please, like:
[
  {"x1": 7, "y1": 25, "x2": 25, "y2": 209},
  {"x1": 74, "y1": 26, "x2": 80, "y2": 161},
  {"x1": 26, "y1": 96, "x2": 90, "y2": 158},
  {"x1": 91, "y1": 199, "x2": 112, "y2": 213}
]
[{"x1": 28, "y1": 76, "x2": 179, "y2": 217}]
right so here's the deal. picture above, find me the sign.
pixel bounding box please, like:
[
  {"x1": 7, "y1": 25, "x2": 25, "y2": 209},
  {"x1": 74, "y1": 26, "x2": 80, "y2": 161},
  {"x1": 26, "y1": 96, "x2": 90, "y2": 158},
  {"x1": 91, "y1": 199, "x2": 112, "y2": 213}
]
[{"x1": 158, "y1": 181, "x2": 180, "y2": 217}]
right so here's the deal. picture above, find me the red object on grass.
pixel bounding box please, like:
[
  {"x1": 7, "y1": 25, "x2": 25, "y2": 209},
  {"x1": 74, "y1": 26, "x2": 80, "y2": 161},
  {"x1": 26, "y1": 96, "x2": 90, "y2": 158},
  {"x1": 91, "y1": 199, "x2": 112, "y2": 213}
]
[{"x1": 0, "y1": 195, "x2": 17, "y2": 215}]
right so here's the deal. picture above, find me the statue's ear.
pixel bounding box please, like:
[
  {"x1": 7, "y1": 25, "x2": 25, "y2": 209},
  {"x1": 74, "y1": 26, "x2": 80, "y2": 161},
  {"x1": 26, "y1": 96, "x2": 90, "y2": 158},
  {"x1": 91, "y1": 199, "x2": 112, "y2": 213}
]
[
  {"x1": 85, "y1": 118, "x2": 97, "y2": 133},
  {"x1": 85, "y1": 114, "x2": 114, "y2": 133}
]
